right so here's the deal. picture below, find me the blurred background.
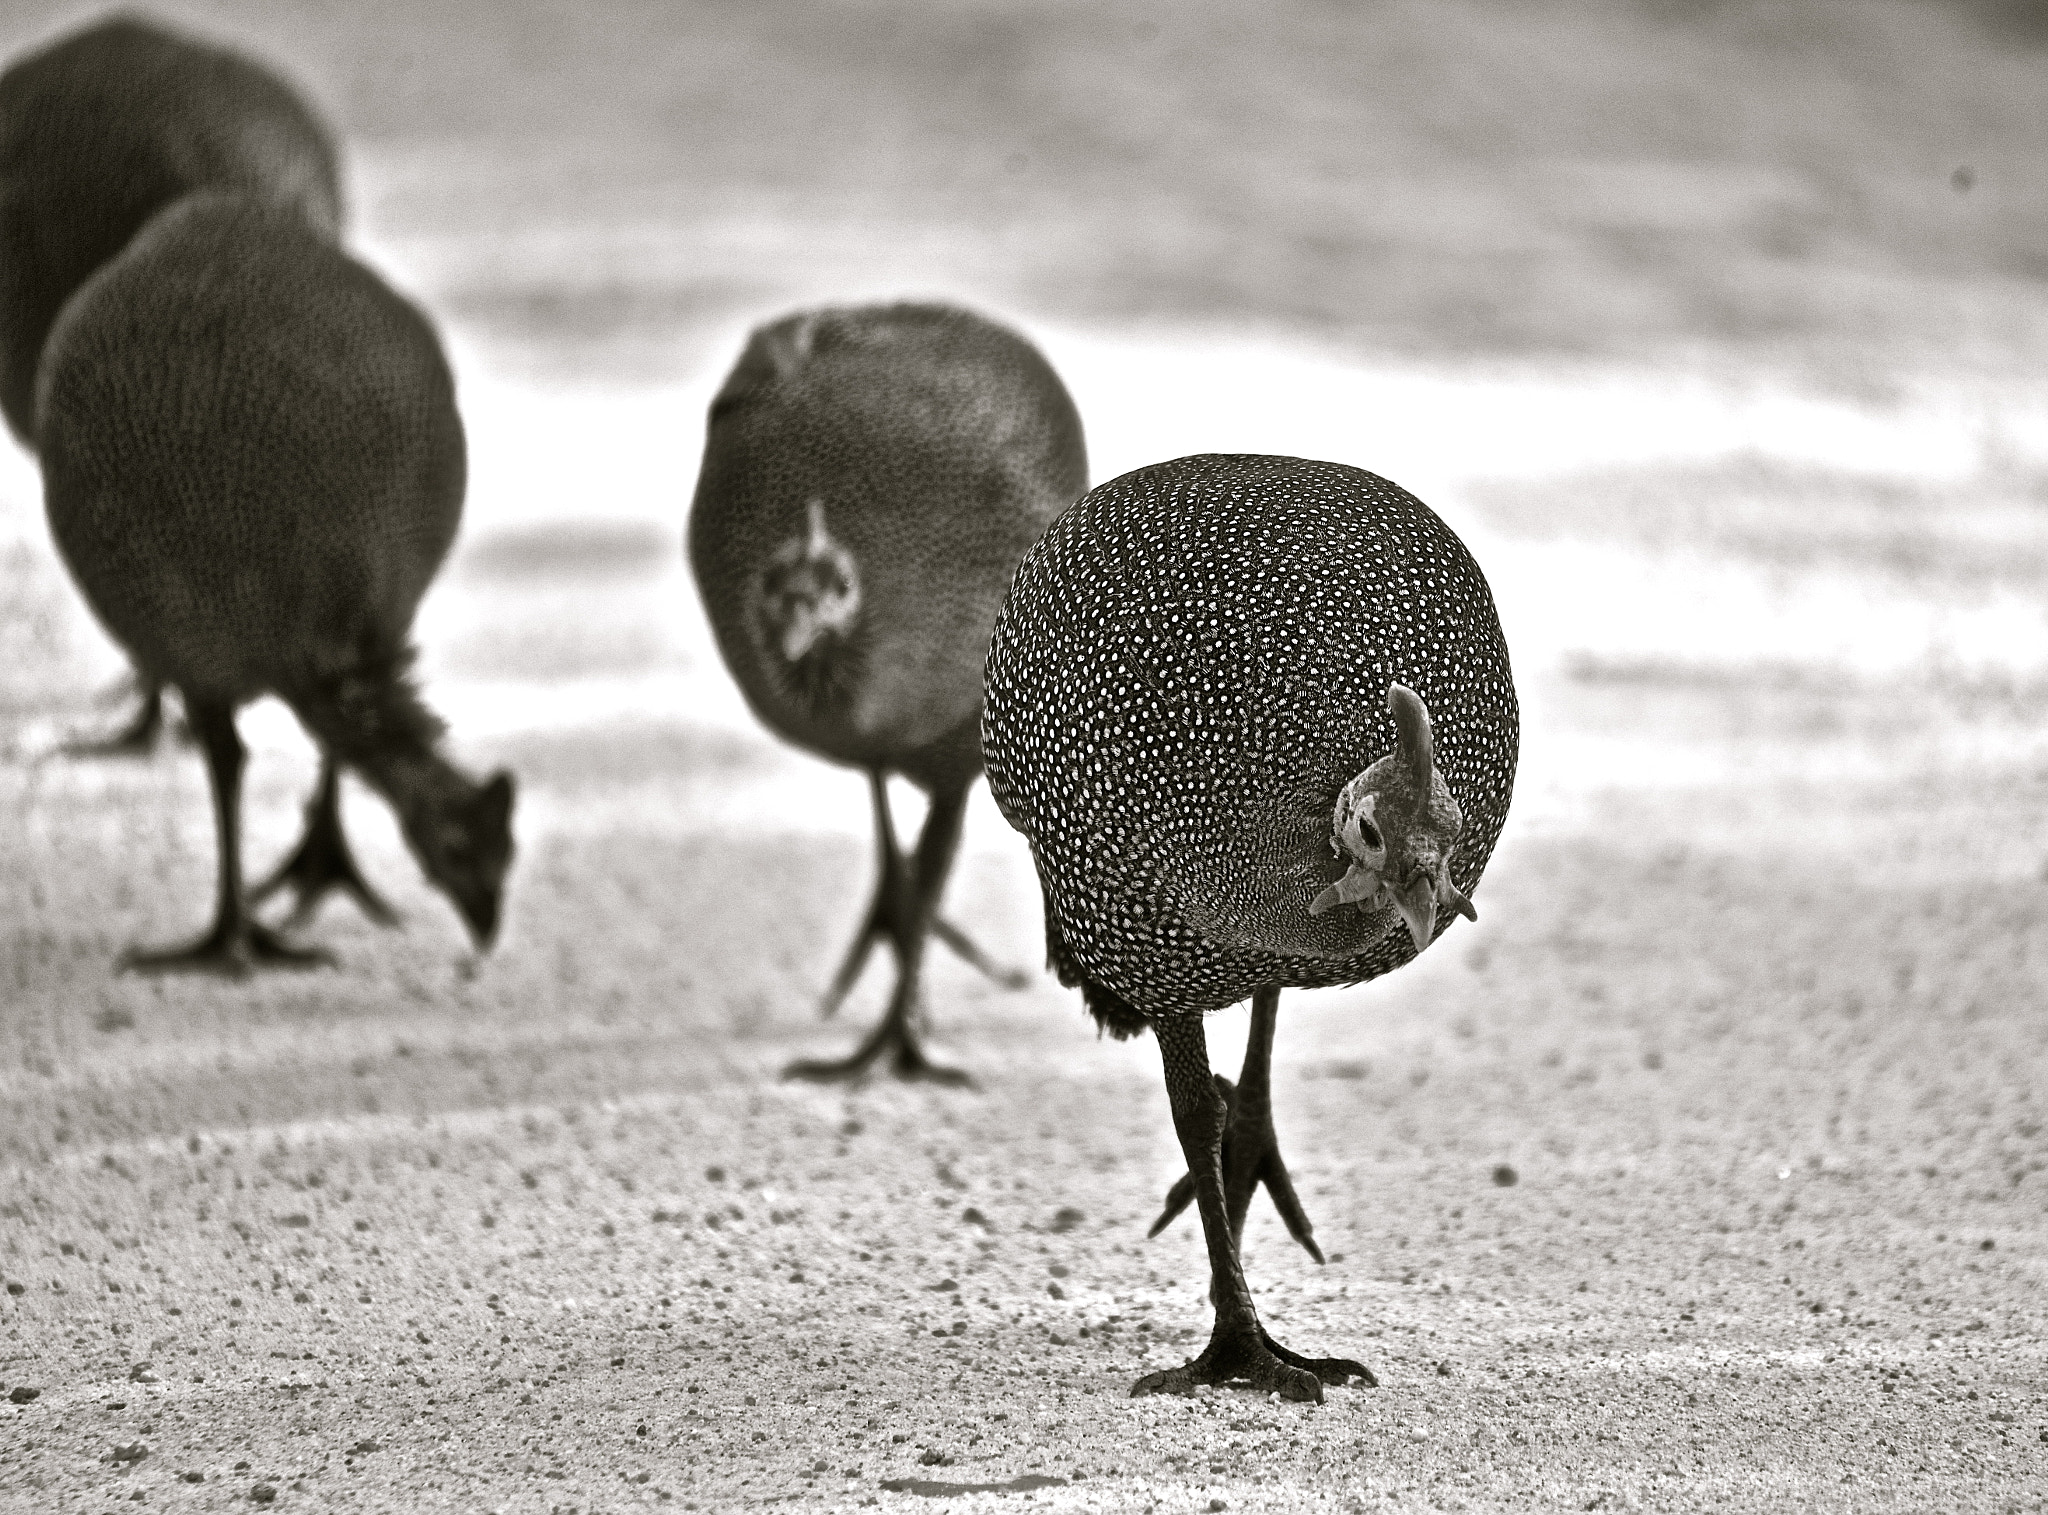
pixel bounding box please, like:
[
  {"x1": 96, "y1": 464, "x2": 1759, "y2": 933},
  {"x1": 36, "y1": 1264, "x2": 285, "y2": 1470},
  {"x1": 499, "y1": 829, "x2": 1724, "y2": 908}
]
[
  {"x1": 3, "y1": 2, "x2": 2046, "y2": 1505},
  {"x1": 6, "y1": 0, "x2": 2048, "y2": 773}
]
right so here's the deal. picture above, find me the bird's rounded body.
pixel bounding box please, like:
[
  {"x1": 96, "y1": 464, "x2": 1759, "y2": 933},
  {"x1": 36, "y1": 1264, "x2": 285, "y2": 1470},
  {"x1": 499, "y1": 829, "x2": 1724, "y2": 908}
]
[
  {"x1": 37, "y1": 193, "x2": 462, "y2": 708},
  {"x1": 689, "y1": 301, "x2": 1087, "y2": 792},
  {"x1": 0, "y1": 14, "x2": 340, "y2": 445},
  {"x1": 984, "y1": 453, "x2": 1518, "y2": 1019}
]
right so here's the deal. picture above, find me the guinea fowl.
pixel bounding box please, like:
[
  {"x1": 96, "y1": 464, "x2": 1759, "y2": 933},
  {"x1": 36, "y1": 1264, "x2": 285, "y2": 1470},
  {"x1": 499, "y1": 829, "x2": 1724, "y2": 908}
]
[
  {"x1": 0, "y1": 14, "x2": 342, "y2": 765},
  {"x1": 690, "y1": 302, "x2": 1086, "y2": 1081},
  {"x1": 983, "y1": 453, "x2": 1517, "y2": 1401},
  {"x1": 37, "y1": 193, "x2": 513, "y2": 972}
]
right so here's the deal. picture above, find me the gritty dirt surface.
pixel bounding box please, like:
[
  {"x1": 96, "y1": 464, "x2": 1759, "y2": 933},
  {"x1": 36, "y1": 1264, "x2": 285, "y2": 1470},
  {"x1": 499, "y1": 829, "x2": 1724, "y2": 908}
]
[{"x1": 4, "y1": 504, "x2": 2048, "y2": 1514}]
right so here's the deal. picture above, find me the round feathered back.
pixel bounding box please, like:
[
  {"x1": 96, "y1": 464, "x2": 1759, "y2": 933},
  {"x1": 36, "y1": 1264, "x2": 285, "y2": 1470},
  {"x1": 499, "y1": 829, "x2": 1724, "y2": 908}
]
[
  {"x1": 689, "y1": 301, "x2": 1086, "y2": 787},
  {"x1": 36, "y1": 194, "x2": 462, "y2": 707},
  {"x1": 983, "y1": 453, "x2": 1518, "y2": 1016},
  {"x1": 0, "y1": 14, "x2": 341, "y2": 445}
]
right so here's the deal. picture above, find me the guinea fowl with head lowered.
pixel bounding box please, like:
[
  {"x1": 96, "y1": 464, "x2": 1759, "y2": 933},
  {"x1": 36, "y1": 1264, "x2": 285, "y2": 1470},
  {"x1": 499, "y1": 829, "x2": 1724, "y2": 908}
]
[
  {"x1": 36, "y1": 193, "x2": 514, "y2": 972},
  {"x1": 0, "y1": 13, "x2": 342, "y2": 765},
  {"x1": 690, "y1": 301, "x2": 1087, "y2": 1082},
  {"x1": 983, "y1": 452, "x2": 1517, "y2": 1401}
]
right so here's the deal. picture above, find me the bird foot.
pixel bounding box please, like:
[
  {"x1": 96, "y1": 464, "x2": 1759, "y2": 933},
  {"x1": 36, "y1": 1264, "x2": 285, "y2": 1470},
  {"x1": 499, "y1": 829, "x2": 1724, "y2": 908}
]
[
  {"x1": 63, "y1": 692, "x2": 167, "y2": 757},
  {"x1": 783, "y1": 1015, "x2": 973, "y2": 1087},
  {"x1": 930, "y1": 915, "x2": 1031, "y2": 990},
  {"x1": 120, "y1": 919, "x2": 333, "y2": 977},
  {"x1": 250, "y1": 793, "x2": 397, "y2": 929},
  {"x1": 1131, "y1": 1322, "x2": 1369, "y2": 1403},
  {"x1": 1149, "y1": 1074, "x2": 1326, "y2": 1262}
]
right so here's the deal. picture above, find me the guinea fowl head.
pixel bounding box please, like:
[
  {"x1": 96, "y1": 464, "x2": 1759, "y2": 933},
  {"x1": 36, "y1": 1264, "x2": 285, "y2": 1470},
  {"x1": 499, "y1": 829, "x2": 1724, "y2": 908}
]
[
  {"x1": 1308, "y1": 683, "x2": 1475, "y2": 952},
  {"x1": 409, "y1": 771, "x2": 516, "y2": 950}
]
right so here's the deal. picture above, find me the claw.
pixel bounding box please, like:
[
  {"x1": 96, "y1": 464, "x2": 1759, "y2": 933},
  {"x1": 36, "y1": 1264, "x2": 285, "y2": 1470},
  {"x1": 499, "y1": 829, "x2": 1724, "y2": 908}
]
[
  {"x1": 248, "y1": 763, "x2": 398, "y2": 929},
  {"x1": 121, "y1": 919, "x2": 332, "y2": 977},
  {"x1": 1149, "y1": 1070, "x2": 1324, "y2": 1262},
  {"x1": 1146, "y1": 1172, "x2": 1197, "y2": 1239},
  {"x1": 1259, "y1": 1157, "x2": 1326, "y2": 1264},
  {"x1": 932, "y1": 915, "x2": 1031, "y2": 989},
  {"x1": 1129, "y1": 1321, "x2": 1365, "y2": 1402}
]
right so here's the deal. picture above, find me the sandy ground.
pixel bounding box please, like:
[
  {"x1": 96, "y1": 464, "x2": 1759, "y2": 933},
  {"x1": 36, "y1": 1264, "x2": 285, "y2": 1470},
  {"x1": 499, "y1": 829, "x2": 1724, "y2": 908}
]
[
  {"x1": 6, "y1": 1, "x2": 2048, "y2": 1510},
  {"x1": 5, "y1": 339, "x2": 2048, "y2": 1511}
]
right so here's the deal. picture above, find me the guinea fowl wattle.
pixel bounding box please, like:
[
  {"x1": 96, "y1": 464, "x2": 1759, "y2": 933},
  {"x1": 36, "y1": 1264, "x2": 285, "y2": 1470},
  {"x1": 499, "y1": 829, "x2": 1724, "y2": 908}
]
[
  {"x1": 689, "y1": 301, "x2": 1087, "y2": 1081},
  {"x1": 983, "y1": 452, "x2": 1518, "y2": 1399}
]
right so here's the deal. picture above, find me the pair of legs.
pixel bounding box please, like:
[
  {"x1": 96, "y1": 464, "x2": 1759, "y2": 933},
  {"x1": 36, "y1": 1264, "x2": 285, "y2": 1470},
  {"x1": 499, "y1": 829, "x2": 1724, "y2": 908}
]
[
  {"x1": 121, "y1": 698, "x2": 392, "y2": 975},
  {"x1": 1135, "y1": 986, "x2": 1375, "y2": 1402},
  {"x1": 784, "y1": 770, "x2": 1024, "y2": 1085}
]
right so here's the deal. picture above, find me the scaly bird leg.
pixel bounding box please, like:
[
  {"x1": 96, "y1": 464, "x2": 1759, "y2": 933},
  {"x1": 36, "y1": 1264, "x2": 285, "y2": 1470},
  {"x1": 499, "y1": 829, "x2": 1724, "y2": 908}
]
[
  {"x1": 249, "y1": 757, "x2": 399, "y2": 928},
  {"x1": 818, "y1": 780, "x2": 1028, "y2": 1017},
  {"x1": 785, "y1": 774, "x2": 971, "y2": 1085},
  {"x1": 1150, "y1": 987, "x2": 1342, "y2": 1275},
  {"x1": 1131, "y1": 1006, "x2": 1370, "y2": 1401},
  {"x1": 121, "y1": 701, "x2": 331, "y2": 976}
]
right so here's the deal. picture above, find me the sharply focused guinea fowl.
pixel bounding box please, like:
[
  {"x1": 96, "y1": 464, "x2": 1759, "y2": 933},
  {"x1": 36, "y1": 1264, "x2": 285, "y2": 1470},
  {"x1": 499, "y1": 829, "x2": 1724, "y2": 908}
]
[
  {"x1": 37, "y1": 193, "x2": 514, "y2": 971},
  {"x1": 984, "y1": 453, "x2": 1517, "y2": 1401},
  {"x1": 0, "y1": 13, "x2": 342, "y2": 763},
  {"x1": 690, "y1": 302, "x2": 1087, "y2": 1081}
]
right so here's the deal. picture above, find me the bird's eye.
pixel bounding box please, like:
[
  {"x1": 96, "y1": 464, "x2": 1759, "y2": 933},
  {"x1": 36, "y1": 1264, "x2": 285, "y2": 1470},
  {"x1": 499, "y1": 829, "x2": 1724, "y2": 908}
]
[{"x1": 1359, "y1": 819, "x2": 1383, "y2": 851}]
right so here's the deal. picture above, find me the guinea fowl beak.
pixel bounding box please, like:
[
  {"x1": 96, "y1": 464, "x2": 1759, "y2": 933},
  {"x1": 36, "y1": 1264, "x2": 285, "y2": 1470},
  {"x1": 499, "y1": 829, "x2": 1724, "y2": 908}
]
[{"x1": 1393, "y1": 876, "x2": 1437, "y2": 953}]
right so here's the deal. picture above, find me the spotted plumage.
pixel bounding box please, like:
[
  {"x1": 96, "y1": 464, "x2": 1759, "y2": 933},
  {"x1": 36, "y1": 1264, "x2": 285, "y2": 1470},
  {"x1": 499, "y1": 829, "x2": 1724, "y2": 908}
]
[
  {"x1": 37, "y1": 193, "x2": 512, "y2": 969},
  {"x1": 0, "y1": 13, "x2": 342, "y2": 764},
  {"x1": 985, "y1": 451, "x2": 1516, "y2": 1022},
  {"x1": 982, "y1": 452, "x2": 1516, "y2": 1400},
  {"x1": 0, "y1": 13, "x2": 340, "y2": 445},
  {"x1": 690, "y1": 301, "x2": 1086, "y2": 1079}
]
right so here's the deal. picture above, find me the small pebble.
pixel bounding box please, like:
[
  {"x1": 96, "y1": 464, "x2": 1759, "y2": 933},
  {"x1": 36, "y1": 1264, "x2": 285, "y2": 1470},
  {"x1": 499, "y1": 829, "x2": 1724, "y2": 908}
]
[
  {"x1": 251, "y1": 1484, "x2": 277, "y2": 1504},
  {"x1": 9, "y1": 1387, "x2": 39, "y2": 1404},
  {"x1": 1491, "y1": 1165, "x2": 1518, "y2": 1187},
  {"x1": 1048, "y1": 1207, "x2": 1085, "y2": 1233}
]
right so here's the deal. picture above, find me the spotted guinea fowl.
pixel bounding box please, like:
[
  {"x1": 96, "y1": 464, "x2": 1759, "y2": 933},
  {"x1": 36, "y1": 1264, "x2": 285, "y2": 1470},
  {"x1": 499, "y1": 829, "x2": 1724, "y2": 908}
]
[
  {"x1": 690, "y1": 301, "x2": 1087, "y2": 1081},
  {"x1": 983, "y1": 453, "x2": 1517, "y2": 1401},
  {"x1": 0, "y1": 13, "x2": 342, "y2": 764},
  {"x1": 37, "y1": 193, "x2": 513, "y2": 972}
]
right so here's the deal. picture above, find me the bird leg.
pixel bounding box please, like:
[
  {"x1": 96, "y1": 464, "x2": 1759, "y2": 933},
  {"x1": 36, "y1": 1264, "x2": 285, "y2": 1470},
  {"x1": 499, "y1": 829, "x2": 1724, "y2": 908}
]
[
  {"x1": 1130, "y1": 1001, "x2": 1373, "y2": 1402},
  {"x1": 249, "y1": 757, "x2": 398, "y2": 928},
  {"x1": 784, "y1": 774, "x2": 971, "y2": 1084},
  {"x1": 121, "y1": 701, "x2": 331, "y2": 976},
  {"x1": 64, "y1": 676, "x2": 165, "y2": 757},
  {"x1": 1149, "y1": 986, "x2": 1336, "y2": 1266},
  {"x1": 816, "y1": 776, "x2": 1026, "y2": 1017}
]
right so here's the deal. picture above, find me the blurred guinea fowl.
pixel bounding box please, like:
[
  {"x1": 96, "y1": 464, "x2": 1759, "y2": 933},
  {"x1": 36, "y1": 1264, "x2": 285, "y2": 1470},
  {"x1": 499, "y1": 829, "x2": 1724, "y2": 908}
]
[
  {"x1": 37, "y1": 193, "x2": 513, "y2": 972},
  {"x1": 984, "y1": 453, "x2": 1517, "y2": 1400},
  {"x1": 0, "y1": 13, "x2": 342, "y2": 768},
  {"x1": 690, "y1": 302, "x2": 1087, "y2": 1081}
]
